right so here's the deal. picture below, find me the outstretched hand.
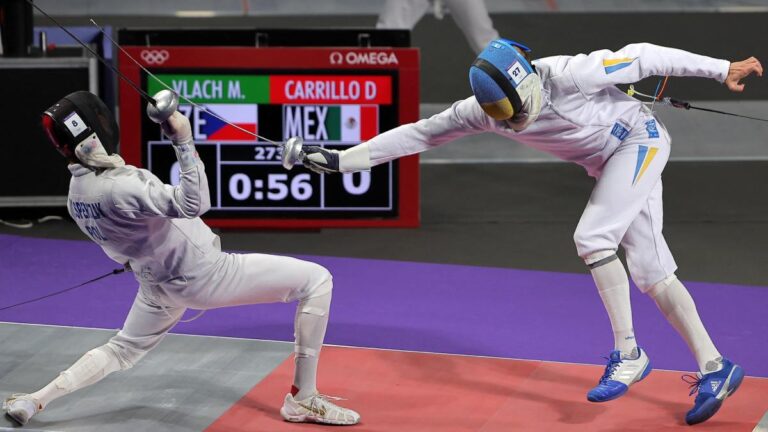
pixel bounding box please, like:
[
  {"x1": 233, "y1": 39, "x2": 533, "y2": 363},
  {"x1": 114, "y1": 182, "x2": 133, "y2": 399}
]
[{"x1": 725, "y1": 57, "x2": 763, "y2": 92}]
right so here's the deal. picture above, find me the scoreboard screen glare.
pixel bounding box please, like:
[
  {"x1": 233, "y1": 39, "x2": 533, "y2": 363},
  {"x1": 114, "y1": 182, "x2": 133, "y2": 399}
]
[{"x1": 119, "y1": 47, "x2": 420, "y2": 228}]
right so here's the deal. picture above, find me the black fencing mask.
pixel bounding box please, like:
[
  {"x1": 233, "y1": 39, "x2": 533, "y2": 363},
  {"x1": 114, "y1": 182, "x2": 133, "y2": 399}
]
[{"x1": 42, "y1": 91, "x2": 124, "y2": 168}]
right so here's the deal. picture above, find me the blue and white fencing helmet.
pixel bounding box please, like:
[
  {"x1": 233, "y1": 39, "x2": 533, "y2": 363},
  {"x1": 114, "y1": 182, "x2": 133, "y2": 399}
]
[{"x1": 469, "y1": 38, "x2": 542, "y2": 131}]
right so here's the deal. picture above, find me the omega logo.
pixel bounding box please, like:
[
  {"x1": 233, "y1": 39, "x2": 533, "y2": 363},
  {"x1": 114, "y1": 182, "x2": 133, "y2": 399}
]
[{"x1": 329, "y1": 51, "x2": 399, "y2": 66}]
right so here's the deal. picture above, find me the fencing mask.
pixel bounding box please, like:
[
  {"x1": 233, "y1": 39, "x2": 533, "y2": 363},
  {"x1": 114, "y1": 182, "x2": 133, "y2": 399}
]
[
  {"x1": 469, "y1": 38, "x2": 542, "y2": 131},
  {"x1": 42, "y1": 91, "x2": 125, "y2": 168}
]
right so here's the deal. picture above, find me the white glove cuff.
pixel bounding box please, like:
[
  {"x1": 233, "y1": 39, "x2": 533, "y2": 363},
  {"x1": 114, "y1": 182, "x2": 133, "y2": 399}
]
[
  {"x1": 173, "y1": 141, "x2": 200, "y2": 172},
  {"x1": 339, "y1": 142, "x2": 372, "y2": 173}
]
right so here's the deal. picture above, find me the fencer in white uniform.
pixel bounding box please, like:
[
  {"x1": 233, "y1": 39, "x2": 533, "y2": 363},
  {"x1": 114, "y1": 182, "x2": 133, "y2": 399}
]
[
  {"x1": 301, "y1": 39, "x2": 762, "y2": 425},
  {"x1": 3, "y1": 91, "x2": 360, "y2": 426}
]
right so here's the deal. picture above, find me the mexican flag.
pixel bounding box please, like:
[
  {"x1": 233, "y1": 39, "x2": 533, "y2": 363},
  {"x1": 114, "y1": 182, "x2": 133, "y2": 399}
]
[{"x1": 325, "y1": 105, "x2": 378, "y2": 142}]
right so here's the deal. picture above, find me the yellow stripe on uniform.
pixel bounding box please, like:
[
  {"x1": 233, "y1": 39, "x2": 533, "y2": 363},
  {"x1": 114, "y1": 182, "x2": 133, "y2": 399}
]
[
  {"x1": 634, "y1": 147, "x2": 659, "y2": 184},
  {"x1": 603, "y1": 57, "x2": 635, "y2": 67}
]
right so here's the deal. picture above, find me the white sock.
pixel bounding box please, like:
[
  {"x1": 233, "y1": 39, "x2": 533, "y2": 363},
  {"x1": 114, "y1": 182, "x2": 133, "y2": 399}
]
[
  {"x1": 29, "y1": 345, "x2": 122, "y2": 410},
  {"x1": 586, "y1": 251, "x2": 637, "y2": 355},
  {"x1": 292, "y1": 290, "x2": 332, "y2": 400},
  {"x1": 647, "y1": 275, "x2": 722, "y2": 373}
]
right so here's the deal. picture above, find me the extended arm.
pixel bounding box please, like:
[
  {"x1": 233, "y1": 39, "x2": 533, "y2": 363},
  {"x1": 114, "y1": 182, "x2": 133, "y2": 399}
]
[
  {"x1": 302, "y1": 97, "x2": 492, "y2": 173},
  {"x1": 572, "y1": 43, "x2": 732, "y2": 95},
  {"x1": 113, "y1": 112, "x2": 211, "y2": 219}
]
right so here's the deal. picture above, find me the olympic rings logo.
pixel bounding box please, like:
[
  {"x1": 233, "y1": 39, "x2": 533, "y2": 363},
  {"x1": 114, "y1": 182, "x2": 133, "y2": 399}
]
[{"x1": 140, "y1": 49, "x2": 170, "y2": 65}]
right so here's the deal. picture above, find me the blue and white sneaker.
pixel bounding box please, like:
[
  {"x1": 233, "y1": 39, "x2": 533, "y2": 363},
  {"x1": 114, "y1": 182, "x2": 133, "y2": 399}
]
[
  {"x1": 683, "y1": 357, "x2": 744, "y2": 425},
  {"x1": 587, "y1": 347, "x2": 652, "y2": 402}
]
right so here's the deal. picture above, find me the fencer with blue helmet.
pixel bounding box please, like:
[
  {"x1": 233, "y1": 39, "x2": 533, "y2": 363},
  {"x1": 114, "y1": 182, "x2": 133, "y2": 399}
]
[
  {"x1": 301, "y1": 38, "x2": 763, "y2": 425},
  {"x1": 468, "y1": 38, "x2": 542, "y2": 130}
]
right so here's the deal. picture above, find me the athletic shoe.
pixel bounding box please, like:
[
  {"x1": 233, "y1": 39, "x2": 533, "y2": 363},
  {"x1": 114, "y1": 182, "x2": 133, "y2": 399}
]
[
  {"x1": 683, "y1": 358, "x2": 744, "y2": 425},
  {"x1": 3, "y1": 394, "x2": 41, "y2": 425},
  {"x1": 587, "y1": 347, "x2": 652, "y2": 402},
  {"x1": 280, "y1": 392, "x2": 360, "y2": 425}
]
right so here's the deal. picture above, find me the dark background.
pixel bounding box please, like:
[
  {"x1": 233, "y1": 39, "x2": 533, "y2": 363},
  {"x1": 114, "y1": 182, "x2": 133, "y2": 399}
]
[{"x1": 54, "y1": 12, "x2": 768, "y2": 102}]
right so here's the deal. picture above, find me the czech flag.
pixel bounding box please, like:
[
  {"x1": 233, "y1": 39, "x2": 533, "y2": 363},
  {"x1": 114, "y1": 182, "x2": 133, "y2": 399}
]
[{"x1": 200, "y1": 104, "x2": 258, "y2": 141}]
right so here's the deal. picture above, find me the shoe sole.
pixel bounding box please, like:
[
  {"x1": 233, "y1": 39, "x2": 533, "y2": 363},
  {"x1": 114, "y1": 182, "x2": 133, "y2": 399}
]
[
  {"x1": 587, "y1": 359, "x2": 653, "y2": 403},
  {"x1": 280, "y1": 406, "x2": 359, "y2": 426},
  {"x1": 686, "y1": 365, "x2": 744, "y2": 425},
  {"x1": 5, "y1": 411, "x2": 29, "y2": 426}
]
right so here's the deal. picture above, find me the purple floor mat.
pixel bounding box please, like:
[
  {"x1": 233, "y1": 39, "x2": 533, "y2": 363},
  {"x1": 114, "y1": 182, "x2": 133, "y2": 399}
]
[{"x1": 1, "y1": 233, "x2": 766, "y2": 377}]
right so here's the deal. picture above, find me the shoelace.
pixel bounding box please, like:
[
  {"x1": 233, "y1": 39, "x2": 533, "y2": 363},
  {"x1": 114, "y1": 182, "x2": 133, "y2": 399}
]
[
  {"x1": 305, "y1": 394, "x2": 348, "y2": 417},
  {"x1": 598, "y1": 355, "x2": 623, "y2": 384},
  {"x1": 681, "y1": 374, "x2": 702, "y2": 396}
]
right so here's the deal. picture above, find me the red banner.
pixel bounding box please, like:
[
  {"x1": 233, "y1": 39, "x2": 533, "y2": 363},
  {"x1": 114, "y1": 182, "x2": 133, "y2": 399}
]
[{"x1": 270, "y1": 75, "x2": 392, "y2": 104}]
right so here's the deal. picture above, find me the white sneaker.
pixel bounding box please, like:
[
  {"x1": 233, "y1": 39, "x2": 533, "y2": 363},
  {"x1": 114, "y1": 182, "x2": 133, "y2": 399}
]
[
  {"x1": 280, "y1": 393, "x2": 360, "y2": 425},
  {"x1": 3, "y1": 394, "x2": 41, "y2": 425}
]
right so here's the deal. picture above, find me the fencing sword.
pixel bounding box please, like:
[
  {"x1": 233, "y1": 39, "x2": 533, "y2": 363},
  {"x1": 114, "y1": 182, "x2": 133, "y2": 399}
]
[
  {"x1": 26, "y1": 0, "x2": 304, "y2": 169},
  {"x1": 1, "y1": 3, "x2": 300, "y2": 313},
  {"x1": 24, "y1": 0, "x2": 156, "y2": 107}
]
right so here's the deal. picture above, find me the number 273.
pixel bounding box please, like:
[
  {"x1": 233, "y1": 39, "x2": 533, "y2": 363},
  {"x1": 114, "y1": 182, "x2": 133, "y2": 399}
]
[{"x1": 254, "y1": 146, "x2": 278, "y2": 161}]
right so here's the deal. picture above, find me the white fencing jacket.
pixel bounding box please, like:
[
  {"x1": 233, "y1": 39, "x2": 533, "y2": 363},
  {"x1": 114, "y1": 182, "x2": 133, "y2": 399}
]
[
  {"x1": 366, "y1": 43, "x2": 730, "y2": 175},
  {"x1": 67, "y1": 158, "x2": 220, "y2": 285}
]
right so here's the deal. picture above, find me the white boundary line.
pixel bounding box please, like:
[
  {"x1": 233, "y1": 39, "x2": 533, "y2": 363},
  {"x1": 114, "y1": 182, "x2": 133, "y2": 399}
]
[
  {"x1": 754, "y1": 410, "x2": 768, "y2": 432},
  {"x1": 0, "y1": 428, "x2": 62, "y2": 432},
  {"x1": 3, "y1": 321, "x2": 766, "y2": 379}
]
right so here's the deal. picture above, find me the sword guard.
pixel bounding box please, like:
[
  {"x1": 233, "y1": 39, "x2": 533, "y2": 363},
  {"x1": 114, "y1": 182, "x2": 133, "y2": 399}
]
[
  {"x1": 282, "y1": 136, "x2": 304, "y2": 170},
  {"x1": 147, "y1": 89, "x2": 179, "y2": 123}
]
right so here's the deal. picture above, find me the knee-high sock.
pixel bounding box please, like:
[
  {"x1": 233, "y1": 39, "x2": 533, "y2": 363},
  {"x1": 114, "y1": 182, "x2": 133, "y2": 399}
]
[
  {"x1": 647, "y1": 276, "x2": 722, "y2": 373},
  {"x1": 293, "y1": 290, "x2": 332, "y2": 400},
  {"x1": 587, "y1": 251, "x2": 637, "y2": 355},
  {"x1": 29, "y1": 345, "x2": 122, "y2": 410}
]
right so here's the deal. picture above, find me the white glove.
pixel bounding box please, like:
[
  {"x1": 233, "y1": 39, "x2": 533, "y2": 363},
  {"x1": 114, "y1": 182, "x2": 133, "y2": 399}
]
[
  {"x1": 161, "y1": 111, "x2": 193, "y2": 146},
  {"x1": 161, "y1": 111, "x2": 198, "y2": 170}
]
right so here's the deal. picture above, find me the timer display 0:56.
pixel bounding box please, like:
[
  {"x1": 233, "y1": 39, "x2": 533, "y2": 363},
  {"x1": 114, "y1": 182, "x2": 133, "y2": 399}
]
[
  {"x1": 220, "y1": 165, "x2": 320, "y2": 208},
  {"x1": 219, "y1": 164, "x2": 381, "y2": 208}
]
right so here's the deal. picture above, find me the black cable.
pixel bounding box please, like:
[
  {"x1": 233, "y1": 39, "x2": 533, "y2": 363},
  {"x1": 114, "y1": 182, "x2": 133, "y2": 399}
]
[
  {"x1": 0, "y1": 268, "x2": 125, "y2": 312},
  {"x1": 24, "y1": 0, "x2": 157, "y2": 106},
  {"x1": 664, "y1": 97, "x2": 768, "y2": 123}
]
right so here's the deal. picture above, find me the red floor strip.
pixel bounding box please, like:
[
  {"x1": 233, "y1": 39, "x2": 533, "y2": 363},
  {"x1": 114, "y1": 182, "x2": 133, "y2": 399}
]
[{"x1": 205, "y1": 346, "x2": 768, "y2": 431}]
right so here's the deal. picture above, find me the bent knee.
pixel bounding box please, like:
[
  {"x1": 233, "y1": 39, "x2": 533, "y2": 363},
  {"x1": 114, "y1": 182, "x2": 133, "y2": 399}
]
[
  {"x1": 315, "y1": 264, "x2": 333, "y2": 285},
  {"x1": 573, "y1": 227, "x2": 619, "y2": 259},
  {"x1": 310, "y1": 269, "x2": 333, "y2": 298},
  {"x1": 299, "y1": 263, "x2": 333, "y2": 300}
]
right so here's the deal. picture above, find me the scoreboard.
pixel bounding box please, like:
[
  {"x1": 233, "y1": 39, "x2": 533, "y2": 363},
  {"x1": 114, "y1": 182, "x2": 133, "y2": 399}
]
[{"x1": 118, "y1": 46, "x2": 419, "y2": 228}]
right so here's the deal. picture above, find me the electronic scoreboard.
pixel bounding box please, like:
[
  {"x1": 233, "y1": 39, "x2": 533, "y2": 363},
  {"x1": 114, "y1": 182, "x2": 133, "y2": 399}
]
[{"x1": 118, "y1": 46, "x2": 419, "y2": 228}]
